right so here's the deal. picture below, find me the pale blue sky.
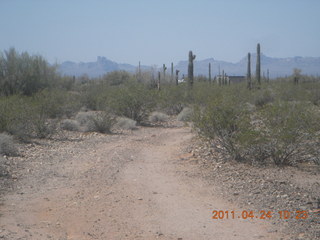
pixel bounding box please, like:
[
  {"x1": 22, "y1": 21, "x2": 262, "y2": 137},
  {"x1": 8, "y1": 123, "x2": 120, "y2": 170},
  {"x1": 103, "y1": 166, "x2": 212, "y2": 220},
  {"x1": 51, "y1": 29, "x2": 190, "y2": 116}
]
[{"x1": 1, "y1": 0, "x2": 319, "y2": 66}]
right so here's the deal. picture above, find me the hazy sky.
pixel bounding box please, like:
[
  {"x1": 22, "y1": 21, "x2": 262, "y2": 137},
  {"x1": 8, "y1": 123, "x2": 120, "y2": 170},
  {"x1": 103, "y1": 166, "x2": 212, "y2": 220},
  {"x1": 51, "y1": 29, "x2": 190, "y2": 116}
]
[{"x1": 1, "y1": 0, "x2": 319, "y2": 66}]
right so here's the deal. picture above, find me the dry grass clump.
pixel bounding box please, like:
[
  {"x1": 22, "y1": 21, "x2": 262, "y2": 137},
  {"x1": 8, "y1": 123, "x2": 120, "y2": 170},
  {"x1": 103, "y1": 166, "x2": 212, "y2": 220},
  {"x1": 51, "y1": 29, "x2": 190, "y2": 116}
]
[
  {"x1": 60, "y1": 119, "x2": 80, "y2": 132},
  {"x1": 148, "y1": 112, "x2": 169, "y2": 123},
  {"x1": 177, "y1": 107, "x2": 193, "y2": 122},
  {"x1": 115, "y1": 117, "x2": 137, "y2": 130},
  {"x1": 0, "y1": 133, "x2": 18, "y2": 156}
]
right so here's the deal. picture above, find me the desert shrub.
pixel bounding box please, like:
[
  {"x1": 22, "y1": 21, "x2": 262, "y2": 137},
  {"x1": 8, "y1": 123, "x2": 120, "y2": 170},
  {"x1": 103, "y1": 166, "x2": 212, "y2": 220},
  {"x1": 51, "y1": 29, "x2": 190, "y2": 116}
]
[
  {"x1": 260, "y1": 101, "x2": 320, "y2": 166},
  {"x1": 60, "y1": 119, "x2": 80, "y2": 131},
  {"x1": 0, "y1": 133, "x2": 18, "y2": 156},
  {"x1": 253, "y1": 89, "x2": 274, "y2": 107},
  {"x1": 32, "y1": 89, "x2": 81, "y2": 119},
  {"x1": 85, "y1": 111, "x2": 116, "y2": 134},
  {"x1": 0, "y1": 95, "x2": 35, "y2": 139},
  {"x1": 149, "y1": 112, "x2": 169, "y2": 122},
  {"x1": 115, "y1": 117, "x2": 137, "y2": 130},
  {"x1": 193, "y1": 99, "x2": 263, "y2": 162},
  {"x1": 107, "y1": 81, "x2": 156, "y2": 123},
  {"x1": 0, "y1": 94, "x2": 60, "y2": 139},
  {"x1": 157, "y1": 85, "x2": 188, "y2": 115},
  {"x1": 311, "y1": 89, "x2": 320, "y2": 106},
  {"x1": 80, "y1": 84, "x2": 105, "y2": 110},
  {"x1": 177, "y1": 107, "x2": 193, "y2": 122},
  {"x1": 101, "y1": 71, "x2": 131, "y2": 86},
  {"x1": 0, "y1": 48, "x2": 57, "y2": 96},
  {"x1": 75, "y1": 111, "x2": 95, "y2": 126}
]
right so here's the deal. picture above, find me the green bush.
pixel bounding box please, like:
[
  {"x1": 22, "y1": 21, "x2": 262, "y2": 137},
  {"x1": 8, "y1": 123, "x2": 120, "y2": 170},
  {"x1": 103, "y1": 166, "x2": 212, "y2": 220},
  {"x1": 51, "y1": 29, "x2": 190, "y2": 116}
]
[
  {"x1": 107, "y1": 81, "x2": 156, "y2": 123},
  {"x1": 0, "y1": 94, "x2": 60, "y2": 139},
  {"x1": 101, "y1": 71, "x2": 131, "y2": 86},
  {"x1": 156, "y1": 85, "x2": 188, "y2": 115},
  {"x1": 193, "y1": 99, "x2": 263, "y2": 162},
  {"x1": 0, "y1": 95, "x2": 33, "y2": 139},
  {"x1": 86, "y1": 111, "x2": 116, "y2": 134},
  {"x1": 260, "y1": 101, "x2": 320, "y2": 165},
  {"x1": 253, "y1": 89, "x2": 274, "y2": 107},
  {"x1": 32, "y1": 89, "x2": 81, "y2": 119},
  {"x1": 0, "y1": 48, "x2": 57, "y2": 96}
]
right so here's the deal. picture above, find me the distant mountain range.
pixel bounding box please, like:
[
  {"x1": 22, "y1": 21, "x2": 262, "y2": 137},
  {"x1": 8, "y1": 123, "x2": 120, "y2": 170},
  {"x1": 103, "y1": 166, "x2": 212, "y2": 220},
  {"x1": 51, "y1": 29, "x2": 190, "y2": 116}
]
[{"x1": 58, "y1": 55, "x2": 320, "y2": 79}]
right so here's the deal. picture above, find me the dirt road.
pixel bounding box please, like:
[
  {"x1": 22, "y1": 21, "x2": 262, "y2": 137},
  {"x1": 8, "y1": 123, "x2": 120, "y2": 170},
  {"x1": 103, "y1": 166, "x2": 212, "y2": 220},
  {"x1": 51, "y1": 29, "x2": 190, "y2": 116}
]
[{"x1": 0, "y1": 125, "x2": 284, "y2": 239}]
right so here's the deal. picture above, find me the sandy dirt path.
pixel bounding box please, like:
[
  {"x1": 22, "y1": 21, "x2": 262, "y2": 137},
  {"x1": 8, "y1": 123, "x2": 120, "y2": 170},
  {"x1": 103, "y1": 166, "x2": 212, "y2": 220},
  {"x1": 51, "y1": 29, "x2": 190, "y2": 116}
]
[{"x1": 0, "y1": 126, "x2": 284, "y2": 239}]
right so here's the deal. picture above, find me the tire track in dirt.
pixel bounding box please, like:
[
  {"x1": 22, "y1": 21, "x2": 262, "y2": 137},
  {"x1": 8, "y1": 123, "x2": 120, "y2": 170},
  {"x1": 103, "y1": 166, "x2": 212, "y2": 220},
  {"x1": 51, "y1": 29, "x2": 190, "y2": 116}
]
[{"x1": 0, "y1": 126, "x2": 285, "y2": 239}]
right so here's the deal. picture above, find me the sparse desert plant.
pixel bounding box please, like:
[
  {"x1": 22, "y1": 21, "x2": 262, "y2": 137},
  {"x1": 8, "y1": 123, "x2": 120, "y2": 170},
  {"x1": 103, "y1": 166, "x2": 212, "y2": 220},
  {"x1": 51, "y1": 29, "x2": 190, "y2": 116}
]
[
  {"x1": 86, "y1": 111, "x2": 116, "y2": 134},
  {"x1": 60, "y1": 119, "x2": 80, "y2": 131},
  {"x1": 0, "y1": 155, "x2": 9, "y2": 177},
  {"x1": 177, "y1": 107, "x2": 193, "y2": 122},
  {"x1": 115, "y1": 117, "x2": 137, "y2": 130},
  {"x1": 149, "y1": 112, "x2": 169, "y2": 123},
  {"x1": 0, "y1": 133, "x2": 18, "y2": 156}
]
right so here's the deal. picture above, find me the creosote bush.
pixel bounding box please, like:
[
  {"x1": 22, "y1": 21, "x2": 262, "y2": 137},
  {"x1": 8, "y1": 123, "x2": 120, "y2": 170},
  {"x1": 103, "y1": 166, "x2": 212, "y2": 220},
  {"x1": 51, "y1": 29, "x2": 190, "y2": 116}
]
[
  {"x1": 259, "y1": 101, "x2": 320, "y2": 165},
  {"x1": 107, "y1": 81, "x2": 156, "y2": 123},
  {"x1": 86, "y1": 111, "x2": 116, "y2": 134},
  {"x1": 193, "y1": 86, "x2": 320, "y2": 166}
]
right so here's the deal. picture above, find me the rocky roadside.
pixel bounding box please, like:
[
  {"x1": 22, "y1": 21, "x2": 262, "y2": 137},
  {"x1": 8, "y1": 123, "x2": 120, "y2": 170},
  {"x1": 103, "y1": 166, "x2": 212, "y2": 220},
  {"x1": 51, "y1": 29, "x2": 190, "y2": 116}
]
[{"x1": 184, "y1": 136, "x2": 320, "y2": 240}]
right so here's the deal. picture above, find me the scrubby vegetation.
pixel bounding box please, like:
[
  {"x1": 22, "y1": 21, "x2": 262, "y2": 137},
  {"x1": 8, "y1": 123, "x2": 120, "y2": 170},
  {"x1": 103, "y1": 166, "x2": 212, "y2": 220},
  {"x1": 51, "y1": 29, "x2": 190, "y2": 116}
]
[
  {"x1": 0, "y1": 133, "x2": 18, "y2": 156},
  {"x1": 115, "y1": 117, "x2": 137, "y2": 130},
  {"x1": 149, "y1": 112, "x2": 169, "y2": 123},
  {"x1": 0, "y1": 48, "x2": 319, "y2": 169}
]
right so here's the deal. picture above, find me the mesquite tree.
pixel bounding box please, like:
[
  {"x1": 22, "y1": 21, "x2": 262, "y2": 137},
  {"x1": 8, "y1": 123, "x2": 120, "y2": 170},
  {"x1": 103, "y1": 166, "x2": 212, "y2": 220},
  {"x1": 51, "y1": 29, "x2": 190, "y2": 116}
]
[
  {"x1": 256, "y1": 43, "x2": 261, "y2": 85},
  {"x1": 188, "y1": 51, "x2": 196, "y2": 87}
]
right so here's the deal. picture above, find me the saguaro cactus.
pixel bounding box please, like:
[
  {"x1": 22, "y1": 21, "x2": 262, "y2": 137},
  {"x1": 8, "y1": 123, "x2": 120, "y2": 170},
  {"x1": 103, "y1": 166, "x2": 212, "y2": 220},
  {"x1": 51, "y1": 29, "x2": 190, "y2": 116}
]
[
  {"x1": 137, "y1": 61, "x2": 141, "y2": 82},
  {"x1": 157, "y1": 71, "x2": 161, "y2": 90},
  {"x1": 256, "y1": 43, "x2": 261, "y2": 85},
  {"x1": 163, "y1": 64, "x2": 167, "y2": 82},
  {"x1": 171, "y1": 62, "x2": 174, "y2": 83},
  {"x1": 175, "y1": 69, "x2": 180, "y2": 85},
  {"x1": 188, "y1": 51, "x2": 196, "y2": 87},
  {"x1": 208, "y1": 63, "x2": 212, "y2": 83},
  {"x1": 247, "y1": 53, "x2": 252, "y2": 89},
  {"x1": 222, "y1": 70, "x2": 225, "y2": 85}
]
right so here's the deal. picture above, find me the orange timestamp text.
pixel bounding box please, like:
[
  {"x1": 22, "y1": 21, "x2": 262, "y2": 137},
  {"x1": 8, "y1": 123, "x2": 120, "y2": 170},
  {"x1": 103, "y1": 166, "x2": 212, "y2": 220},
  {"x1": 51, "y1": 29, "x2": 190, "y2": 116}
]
[{"x1": 211, "y1": 210, "x2": 309, "y2": 220}]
